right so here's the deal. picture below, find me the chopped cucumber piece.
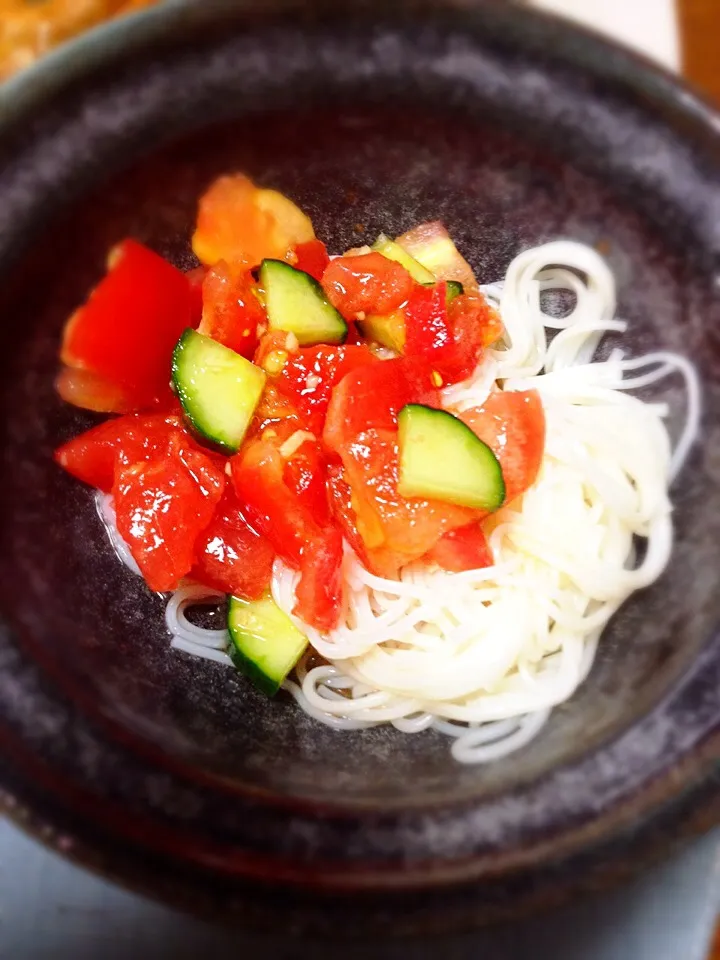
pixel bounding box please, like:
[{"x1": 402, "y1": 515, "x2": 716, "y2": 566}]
[
  {"x1": 260, "y1": 259, "x2": 347, "y2": 346},
  {"x1": 446, "y1": 280, "x2": 464, "y2": 303},
  {"x1": 172, "y1": 329, "x2": 266, "y2": 453},
  {"x1": 421, "y1": 279, "x2": 464, "y2": 303},
  {"x1": 357, "y1": 309, "x2": 406, "y2": 352},
  {"x1": 372, "y1": 234, "x2": 436, "y2": 284},
  {"x1": 397, "y1": 404, "x2": 505, "y2": 511},
  {"x1": 228, "y1": 592, "x2": 308, "y2": 697}
]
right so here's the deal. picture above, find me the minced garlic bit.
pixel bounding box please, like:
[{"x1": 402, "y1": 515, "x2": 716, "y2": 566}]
[
  {"x1": 263, "y1": 350, "x2": 288, "y2": 375},
  {"x1": 285, "y1": 332, "x2": 299, "y2": 351},
  {"x1": 305, "y1": 372, "x2": 322, "y2": 390},
  {"x1": 279, "y1": 430, "x2": 316, "y2": 459}
]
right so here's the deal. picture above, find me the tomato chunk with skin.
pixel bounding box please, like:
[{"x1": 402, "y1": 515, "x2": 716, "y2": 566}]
[
  {"x1": 403, "y1": 283, "x2": 494, "y2": 385},
  {"x1": 231, "y1": 438, "x2": 321, "y2": 567},
  {"x1": 323, "y1": 357, "x2": 440, "y2": 454},
  {"x1": 448, "y1": 293, "x2": 504, "y2": 351},
  {"x1": 460, "y1": 390, "x2": 546, "y2": 504},
  {"x1": 56, "y1": 366, "x2": 139, "y2": 415},
  {"x1": 231, "y1": 438, "x2": 344, "y2": 629},
  {"x1": 278, "y1": 344, "x2": 378, "y2": 436},
  {"x1": 192, "y1": 174, "x2": 314, "y2": 268},
  {"x1": 338, "y1": 428, "x2": 475, "y2": 574},
  {"x1": 321, "y1": 252, "x2": 416, "y2": 318},
  {"x1": 185, "y1": 265, "x2": 207, "y2": 326},
  {"x1": 295, "y1": 527, "x2": 345, "y2": 632},
  {"x1": 292, "y1": 239, "x2": 330, "y2": 281},
  {"x1": 424, "y1": 523, "x2": 493, "y2": 572},
  {"x1": 61, "y1": 239, "x2": 193, "y2": 410},
  {"x1": 198, "y1": 261, "x2": 264, "y2": 358},
  {"x1": 113, "y1": 440, "x2": 225, "y2": 592},
  {"x1": 54, "y1": 412, "x2": 187, "y2": 493},
  {"x1": 283, "y1": 438, "x2": 331, "y2": 528},
  {"x1": 192, "y1": 491, "x2": 274, "y2": 600},
  {"x1": 326, "y1": 463, "x2": 406, "y2": 579}
]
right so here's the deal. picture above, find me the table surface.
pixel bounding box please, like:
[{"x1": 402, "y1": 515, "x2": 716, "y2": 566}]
[
  {"x1": 1, "y1": 816, "x2": 719, "y2": 960},
  {"x1": 2, "y1": 1, "x2": 720, "y2": 958}
]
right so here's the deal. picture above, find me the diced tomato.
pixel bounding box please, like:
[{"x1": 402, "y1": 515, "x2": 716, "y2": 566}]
[
  {"x1": 283, "y1": 438, "x2": 331, "y2": 527},
  {"x1": 292, "y1": 239, "x2": 330, "y2": 281},
  {"x1": 113, "y1": 439, "x2": 225, "y2": 592},
  {"x1": 337, "y1": 428, "x2": 475, "y2": 575},
  {"x1": 448, "y1": 293, "x2": 504, "y2": 350},
  {"x1": 460, "y1": 390, "x2": 546, "y2": 504},
  {"x1": 54, "y1": 412, "x2": 187, "y2": 493},
  {"x1": 192, "y1": 174, "x2": 314, "y2": 268},
  {"x1": 403, "y1": 283, "x2": 490, "y2": 385},
  {"x1": 198, "y1": 261, "x2": 264, "y2": 358},
  {"x1": 323, "y1": 357, "x2": 440, "y2": 454},
  {"x1": 185, "y1": 265, "x2": 207, "y2": 326},
  {"x1": 56, "y1": 366, "x2": 138, "y2": 415},
  {"x1": 192, "y1": 491, "x2": 274, "y2": 600},
  {"x1": 424, "y1": 523, "x2": 493, "y2": 572},
  {"x1": 231, "y1": 438, "x2": 321, "y2": 567},
  {"x1": 321, "y1": 252, "x2": 416, "y2": 318},
  {"x1": 231, "y1": 438, "x2": 344, "y2": 629},
  {"x1": 278, "y1": 344, "x2": 377, "y2": 436},
  {"x1": 61, "y1": 239, "x2": 193, "y2": 410},
  {"x1": 326, "y1": 464, "x2": 404, "y2": 578},
  {"x1": 295, "y1": 528, "x2": 345, "y2": 631}
]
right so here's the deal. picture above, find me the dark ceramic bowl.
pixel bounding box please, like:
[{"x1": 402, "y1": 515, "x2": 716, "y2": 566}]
[{"x1": 1, "y1": 0, "x2": 720, "y2": 937}]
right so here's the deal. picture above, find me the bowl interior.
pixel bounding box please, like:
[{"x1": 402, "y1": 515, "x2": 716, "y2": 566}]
[{"x1": 0, "y1": 6, "x2": 719, "y2": 810}]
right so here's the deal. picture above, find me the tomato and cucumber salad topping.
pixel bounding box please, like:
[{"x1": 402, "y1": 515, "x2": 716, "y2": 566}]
[{"x1": 53, "y1": 173, "x2": 545, "y2": 695}]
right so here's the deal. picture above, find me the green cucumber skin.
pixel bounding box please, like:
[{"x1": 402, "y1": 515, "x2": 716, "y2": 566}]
[
  {"x1": 446, "y1": 280, "x2": 464, "y2": 303},
  {"x1": 372, "y1": 235, "x2": 436, "y2": 284},
  {"x1": 260, "y1": 259, "x2": 347, "y2": 346},
  {"x1": 228, "y1": 645, "x2": 283, "y2": 698},
  {"x1": 398, "y1": 403, "x2": 505, "y2": 511},
  {"x1": 227, "y1": 594, "x2": 308, "y2": 698},
  {"x1": 171, "y1": 328, "x2": 266, "y2": 454}
]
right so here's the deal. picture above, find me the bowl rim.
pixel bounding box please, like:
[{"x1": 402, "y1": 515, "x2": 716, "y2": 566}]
[{"x1": 1, "y1": 0, "x2": 720, "y2": 925}]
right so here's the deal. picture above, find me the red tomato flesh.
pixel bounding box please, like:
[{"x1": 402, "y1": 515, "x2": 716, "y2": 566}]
[
  {"x1": 113, "y1": 439, "x2": 225, "y2": 592},
  {"x1": 294, "y1": 527, "x2": 345, "y2": 632},
  {"x1": 337, "y1": 428, "x2": 475, "y2": 575},
  {"x1": 460, "y1": 390, "x2": 546, "y2": 504},
  {"x1": 56, "y1": 366, "x2": 139, "y2": 415},
  {"x1": 61, "y1": 239, "x2": 193, "y2": 410},
  {"x1": 185, "y1": 265, "x2": 207, "y2": 326},
  {"x1": 323, "y1": 357, "x2": 440, "y2": 454},
  {"x1": 192, "y1": 491, "x2": 274, "y2": 600},
  {"x1": 54, "y1": 412, "x2": 187, "y2": 493},
  {"x1": 283, "y1": 438, "x2": 331, "y2": 528},
  {"x1": 292, "y1": 239, "x2": 330, "y2": 281},
  {"x1": 403, "y1": 283, "x2": 494, "y2": 385},
  {"x1": 231, "y1": 438, "x2": 344, "y2": 629},
  {"x1": 278, "y1": 344, "x2": 377, "y2": 436},
  {"x1": 424, "y1": 523, "x2": 493, "y2": 572},
  {"x1": 321, "y1": 252, "x2": 416, "y2": 318},
  {"x1": 231, "y1": 438, "x2": 322, "y2": 568},
  {"x1": 198, "y1": 261, "x2": 264, "y2": 358}
]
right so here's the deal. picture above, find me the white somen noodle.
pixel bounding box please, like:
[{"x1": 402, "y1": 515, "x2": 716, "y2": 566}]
[{"x1": 97, "y1": 240, "x2": 701, "y2": 765}]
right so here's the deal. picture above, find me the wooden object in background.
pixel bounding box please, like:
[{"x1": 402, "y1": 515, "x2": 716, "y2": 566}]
[
  {"x1": 0, "y1": 0, "x2": 160, "y2": 80},
  {"x1": 678, "y1": 0, "x2": 720, "y2": 103}
]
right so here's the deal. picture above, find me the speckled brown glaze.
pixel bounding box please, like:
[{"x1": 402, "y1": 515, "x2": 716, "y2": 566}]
[{"x1": 0, "y1": 0, "x2": 719, "y2": 936}]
